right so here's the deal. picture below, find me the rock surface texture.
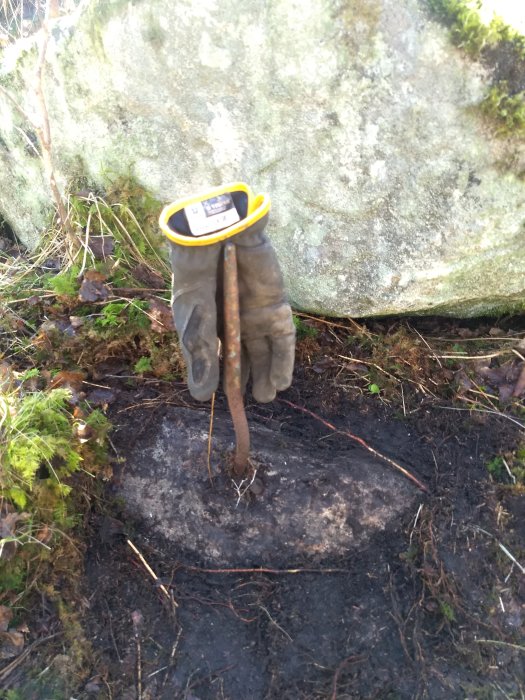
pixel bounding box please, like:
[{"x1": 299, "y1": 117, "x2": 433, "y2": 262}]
[
  {"x1": 1, "y1": 0, "x2": 524, "y2": 316},
  {"x1": 118, "y1": 407, "x2": 418, "y2": 566}
]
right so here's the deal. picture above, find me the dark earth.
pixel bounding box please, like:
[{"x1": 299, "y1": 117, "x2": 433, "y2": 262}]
[
  {"x1": 79, "y1": 318, "x2": 524, "y2": 700},
  {"x1": 2, "y1": 315, "x2": 525, "y2": 699}
]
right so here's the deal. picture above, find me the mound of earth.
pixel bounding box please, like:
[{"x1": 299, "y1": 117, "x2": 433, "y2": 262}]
[{"x1": 117, "y1": 406, "x2": 419, "y2": 567}]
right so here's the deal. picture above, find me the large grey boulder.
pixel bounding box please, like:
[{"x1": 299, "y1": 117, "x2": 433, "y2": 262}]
[{"x1": 1, "y1": 0, "x2": 524, "y2": 316}]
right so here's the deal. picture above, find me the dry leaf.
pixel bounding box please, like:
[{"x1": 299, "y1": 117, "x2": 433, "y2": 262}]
[
  {"x1": 39, "y1": 318, "x2": 70, "y2": 335},
  {"x1": 312, "y1": 356, "x2": 338, "y2": 374},
  {"x1": 69, "y1": 316, "x2": 85, "y2": 329},
  {"x1": 0, "y1": 606, "x2": 13, "y2": 633},
  {"x1": 499, "y1": 384, "x2": 515, "y2": 404},
  {"x1": 476, "y1": 362, "x2": 521, "y2": 398},
  {"x1": 0, "y1": 630, "x2": 24, "y2": 659},
  {"x1": 343, "y1": 361, "x2": 368, "y2": 374},
  {"x1": 512, "y1": 364, "x2": 525, "y2": 398},
  {"x1": 0, "y1": 510, "x2": 30, "y2": 561},
  {"x1": 0, "y1": 362, "x2": 14, "y2": 392},
  {"x1": 36, "y1": 524, "x2": 52, "y2": 544},
  {"x1": 457, "y1": 328, "x2": 473, "y2": 339},
  {"x1": 91, "y1": 360, "x2": 129, "y2": 380},
  {"x1": 98, "y1": 516, "x2": 126, "y2": 544},
  {"x1": 41, "y1": 258, "x2": 61, "y2": 272},
  {"x1": 131, "y1": 610, "x2": 143, "y2": 629},
  {"x1": 131, "y1": 264, "x2": 165, "y2": 289},
  {"x1": 148, "y1": 298, "x2": 175, "y2": 333},
  {"x1": 0, "y1": 539, "x2": 17, "y2": 561},
  {"x1": 85, "y1": 678, "x2": 103, "y2": 694},
  {"x1": 454, "y1": 370, "x2": 473, "y2": 392},
  {"x1": 79, "y1": 270, "x2": 110, "y2": 302},
  {"x1": 88, "y1": 236, "x2": 114, "y2": 260},
  {"x1": 48, "y1": 370, "x2": 86, "y2": 392},
  {"x1": 0, "y1": 510, "x2": 29, "y2": 538},
  {"x1": 85, "y1": 388, "x2": 116, "y2": 406}
]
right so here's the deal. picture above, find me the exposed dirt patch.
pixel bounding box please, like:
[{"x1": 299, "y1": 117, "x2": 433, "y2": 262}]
[{"x1": 79, "y1": 352, "x2": 524, "y2": 699}]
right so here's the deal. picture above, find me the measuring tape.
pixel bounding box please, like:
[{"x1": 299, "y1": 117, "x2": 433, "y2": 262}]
[{"x1": 159, "y1": 182, "x2": 271, "y2": 247}]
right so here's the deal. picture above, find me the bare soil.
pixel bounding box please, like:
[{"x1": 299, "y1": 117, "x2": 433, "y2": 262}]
[
  {"x1": 86, "y1": 321, "x2": 524, "y2": 699},
  {"x1": 3, "y1": 316, "x2": 525, "y2": 699}
]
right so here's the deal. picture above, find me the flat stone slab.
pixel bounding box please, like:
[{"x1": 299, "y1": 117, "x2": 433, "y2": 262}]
[{"x1": 118, "y1": 407, "x2": 418, "y2": 565}]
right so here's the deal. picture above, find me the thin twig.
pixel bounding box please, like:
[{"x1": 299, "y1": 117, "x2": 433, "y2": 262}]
[
  {"x1": 232, "y1": 469, "x2": 257, "y2": 508},
  {"x1": 474, "y1": 639, "x2": 525, "y2": 652},
  {"x1": 512, "y1": 348, "x2": 525, "y2": 362},
  {"x1": 501, "y1": 457, "x2": 516, "y2": 484},
  {"x1": 436, "y1": 405, "x2": 525, "y2": 431},
  {"x1": 0, "y1": 632, "x2": 62, "y2": 682},
  {"x1": 161, "y1": 628, "x2": 183, "y2": 691},
  {"x1": 259, "y1": 605, "x2": 293, "y2": 642},
  {"x1": 337, "y1": 354, "x2": 430, "y2": 393},
  {"x1": 409, "y1": 503, "x2": 423, "y2": 545},
  {"x1": 207, "y1": 392, "x2": 215, "y2": 484},
  {"x1": 471, "y1": 527, "x2": 525, "y2": 575},
  {"x1": 410, "y1": 325, "x2": 443, "y2": 368},
  {"x1": 181, "y1": 565, "x2": 349, "y2": 575},
  {"x1": 434, "y1": 351, "x2": 511, "y2": 360},
  {"x1": 0, "y1": 84, "x2": 34, "y2": 122},
  {"x1": 279, "y1": 399, "x2": 429, "y2": 493},
  {"x1": 338, "y1": 355, "x2": 399, "y2": 382},
  {"x1": 430, "y1": 335, "x2": 523, "y2": 342},
  {"x1": 186, "y1": 664, "x2": 235, "y2": 693},
  {"x1": 296, "y1": 312, "x2": 373, "y2": 338},
  {"x1": 468, "y1": 377, "x2": 500, "y2": 411},
  {"x1": 127, "y1": 539, "x2": 178, "y2": 607},
  {"x1": 330, "y1": 654, "x2": 367, "y2": 700},
  {"x1": 504, "y1": 562, "x2": 515, "y2": 584},
  {"x1": 132, "y1": 611, "x2": 143, "y2": 700},
  {"x1": 466, "y1": 387, "x2": 499, "y2": 402},
  {"x1": 103, "y1": 598, "x2": 122, "y2": 663}
]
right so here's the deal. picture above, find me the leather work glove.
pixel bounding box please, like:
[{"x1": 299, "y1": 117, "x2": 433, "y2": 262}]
[{"x1": 159, "y1": 182, "x2": 295, "y2": 403}]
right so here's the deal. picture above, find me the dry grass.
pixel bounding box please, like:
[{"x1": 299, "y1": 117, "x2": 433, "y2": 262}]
[{"x1": 0, "y1": 1, "x2": 77, "y2": 43}]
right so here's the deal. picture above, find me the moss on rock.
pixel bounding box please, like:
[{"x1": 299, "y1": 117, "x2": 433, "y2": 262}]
[{"x1": 427, "y1": 0, "x2": 525, "y2": 139}]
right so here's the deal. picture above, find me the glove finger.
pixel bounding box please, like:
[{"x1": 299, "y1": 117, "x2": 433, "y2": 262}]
[
  {"x1": 180, "y1": 303, "x2": 219, "y2": 401},
  {"x1": 270, "y1": 334, "x2": 295, "y2": 391},
  {"x1": 170, "y1": 243, "x2": 221, "y2": 401},
  {"x1": 236, "y1": 241, "x2": 285, "y2": 310},
  {"x1": 243, "y1": 337, "x2": 275, "y2": 403}
]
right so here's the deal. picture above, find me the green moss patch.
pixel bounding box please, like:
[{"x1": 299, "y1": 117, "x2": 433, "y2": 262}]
[{"x1": 427, "y1": 0, "x2": 525, "y2": 138}]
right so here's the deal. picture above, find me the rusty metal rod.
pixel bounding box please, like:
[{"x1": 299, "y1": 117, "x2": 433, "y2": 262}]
[{"x1": 223, "y1": 241, "x2": 250, "y2": 476}]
